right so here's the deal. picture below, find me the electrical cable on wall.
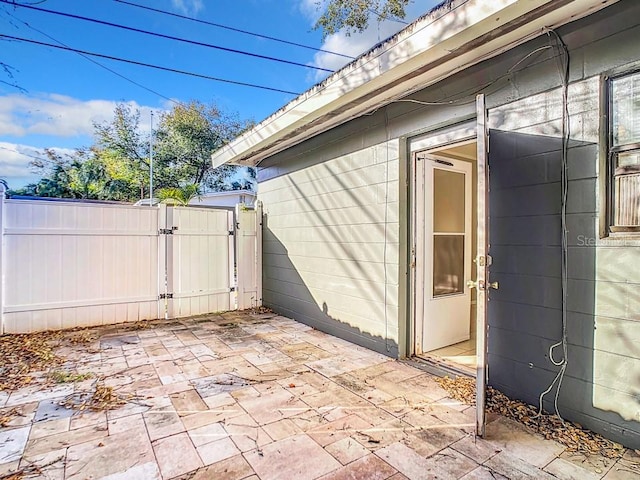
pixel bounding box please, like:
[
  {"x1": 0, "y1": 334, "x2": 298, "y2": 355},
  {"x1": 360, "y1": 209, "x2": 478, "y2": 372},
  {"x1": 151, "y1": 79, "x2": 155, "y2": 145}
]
[
  {"x1": 361, "y1": 45, "x2": 559, "y2": 116},
  {"x1": 535, "y1": 27, "x2": 571, "y2": 422}
]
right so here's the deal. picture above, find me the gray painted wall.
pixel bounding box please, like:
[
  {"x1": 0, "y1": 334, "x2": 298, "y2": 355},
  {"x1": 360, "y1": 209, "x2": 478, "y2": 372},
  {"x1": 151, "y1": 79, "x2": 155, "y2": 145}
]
[
  {"x1": 257, "y1": 0, "x2": 640, "y2": 447},
  {"x1": 484, "y1": 0, "x2": 640, "y2": 448}
]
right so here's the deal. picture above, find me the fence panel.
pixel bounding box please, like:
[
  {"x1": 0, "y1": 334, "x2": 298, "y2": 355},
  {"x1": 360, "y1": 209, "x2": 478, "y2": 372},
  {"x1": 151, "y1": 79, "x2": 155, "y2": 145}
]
[
  {"x1": 2, "y1": 199, "x2": 159, "y2": 333},
  {"x1": 0, "y1": 197, "x2": 261, "y2": 333}
]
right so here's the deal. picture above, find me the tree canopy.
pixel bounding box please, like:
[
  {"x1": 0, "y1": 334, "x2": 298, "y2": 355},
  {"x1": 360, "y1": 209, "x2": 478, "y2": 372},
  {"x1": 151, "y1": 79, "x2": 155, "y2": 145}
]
[
  {"x1": 314, "y1": 0, "x2": 411, "y2": 37},
  {"x1": 10, "y1": 101, "x2": 255, "y2": 202}
]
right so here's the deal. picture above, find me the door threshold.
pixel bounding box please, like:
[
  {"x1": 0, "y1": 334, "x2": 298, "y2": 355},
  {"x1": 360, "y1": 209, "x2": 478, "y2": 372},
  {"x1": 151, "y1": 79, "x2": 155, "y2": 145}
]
[{"x1": 404, "y1": 354, "x2": 475, "y2": 378}]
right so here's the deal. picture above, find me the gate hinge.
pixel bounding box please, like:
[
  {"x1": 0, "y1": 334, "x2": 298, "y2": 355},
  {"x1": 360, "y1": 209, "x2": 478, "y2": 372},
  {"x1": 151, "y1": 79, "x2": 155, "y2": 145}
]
[
  {"x1": 159, "y1": 227, "x2": 178, "y2": 235},
  {"x1": 159, "y1": 293, "x2": 173, "y2": 299}
]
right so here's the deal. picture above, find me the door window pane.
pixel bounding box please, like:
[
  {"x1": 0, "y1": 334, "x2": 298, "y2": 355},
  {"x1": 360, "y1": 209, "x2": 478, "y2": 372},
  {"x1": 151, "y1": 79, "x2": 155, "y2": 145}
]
[
  {"x1": 434, "y1": 169, "x2": 465, "y2": 232},
  {"x1": 433, "y1": 235, "x2": 464, "y2": 297}
]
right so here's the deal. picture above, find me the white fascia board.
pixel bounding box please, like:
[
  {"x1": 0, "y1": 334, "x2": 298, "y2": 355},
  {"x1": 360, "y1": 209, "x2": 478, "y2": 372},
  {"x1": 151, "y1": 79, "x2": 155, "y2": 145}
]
[{"x1": 212, "y1": 0, "x2": 616, "y2": 168}]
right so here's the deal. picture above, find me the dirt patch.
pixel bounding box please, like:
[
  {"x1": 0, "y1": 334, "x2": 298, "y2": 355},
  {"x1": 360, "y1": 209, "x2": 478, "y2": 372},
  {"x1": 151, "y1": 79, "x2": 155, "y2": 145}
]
[{"x1": 436, "y1": 376, "x2": 625, "y2": 458}]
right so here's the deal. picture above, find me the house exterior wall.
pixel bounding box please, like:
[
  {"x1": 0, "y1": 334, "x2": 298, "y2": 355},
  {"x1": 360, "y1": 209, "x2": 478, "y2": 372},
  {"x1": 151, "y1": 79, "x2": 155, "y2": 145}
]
[
  {"x1": 258, "y1": 129, "x2": 401, "y2": 356},
  {"x1": 257, "y1": 0, "x2": 640, "y2": 447}
]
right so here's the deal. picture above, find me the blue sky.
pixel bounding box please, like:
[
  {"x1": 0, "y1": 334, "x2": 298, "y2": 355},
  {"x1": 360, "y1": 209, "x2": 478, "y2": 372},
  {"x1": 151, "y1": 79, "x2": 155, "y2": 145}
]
[{"x1": 0, "y1": 0, "x2": 432, "y2": 188}]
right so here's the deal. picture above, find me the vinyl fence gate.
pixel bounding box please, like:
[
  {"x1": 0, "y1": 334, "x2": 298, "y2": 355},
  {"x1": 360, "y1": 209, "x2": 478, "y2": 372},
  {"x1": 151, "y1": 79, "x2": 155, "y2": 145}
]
[{"x1": 0, "y1": 191, "x2": 262, "y2": 334}]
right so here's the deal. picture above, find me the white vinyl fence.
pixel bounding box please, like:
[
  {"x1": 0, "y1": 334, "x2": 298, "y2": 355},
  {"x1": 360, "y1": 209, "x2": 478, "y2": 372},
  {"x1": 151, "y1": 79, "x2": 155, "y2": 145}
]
[{"x1": 0, "y1": 188, "x2": 262, "y2": 334}]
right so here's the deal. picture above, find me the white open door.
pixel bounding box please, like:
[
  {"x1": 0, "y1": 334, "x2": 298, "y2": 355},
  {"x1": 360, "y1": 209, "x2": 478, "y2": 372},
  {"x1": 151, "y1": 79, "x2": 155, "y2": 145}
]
[
  {"x1": 420, "y1": 157, "x2": 473, "y2": 353},
  {"x1": 475, "y1": 94, "x2": 490, "y2": 437}
]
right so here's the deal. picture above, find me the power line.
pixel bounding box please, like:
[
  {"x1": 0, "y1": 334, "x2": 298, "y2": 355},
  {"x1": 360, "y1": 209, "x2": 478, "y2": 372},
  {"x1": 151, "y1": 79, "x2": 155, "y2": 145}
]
[
  {"x1": 113, "y1": 0, "x2": 354, "y2": 60},
  {"x1": 0, "y1": 1, "x2": 333, "y2": 72},
  {"x1": 3, "y1": 9, "x2": 179, "y2": 104},
  {"x1": 0, "y1": 145, "x2": 58, "y2": 164},
  {"x1": 1, "y1": 34, "x2": 301, "y2": 95}
]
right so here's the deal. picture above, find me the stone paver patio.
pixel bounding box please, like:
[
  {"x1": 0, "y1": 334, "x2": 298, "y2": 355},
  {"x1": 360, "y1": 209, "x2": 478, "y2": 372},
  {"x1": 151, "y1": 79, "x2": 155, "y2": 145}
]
[{"x1": 1, "y1": 311, "x2": 639, "y2": 479}]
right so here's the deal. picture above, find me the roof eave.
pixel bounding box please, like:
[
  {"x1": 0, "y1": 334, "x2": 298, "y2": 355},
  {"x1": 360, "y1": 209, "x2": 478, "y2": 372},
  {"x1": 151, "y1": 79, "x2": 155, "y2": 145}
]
[{"x1": 212, "y1": 0, "x2": 617, "y2": 168}]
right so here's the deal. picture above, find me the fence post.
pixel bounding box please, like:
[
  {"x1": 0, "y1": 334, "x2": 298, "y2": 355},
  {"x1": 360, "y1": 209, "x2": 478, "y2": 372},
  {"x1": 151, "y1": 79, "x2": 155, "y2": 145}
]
[
  {"x1": 235, "y1": 204, "x2": 244, "y2": 310},
  {"x1": 157, "y1": 203, "x2": 171, "y2": 320},
  {"x1": 0, "y1": 184, "x2": 5, "y2": 334},
  {"x1": 229, "y1": 209, "x2": 237, "y2": 310}
]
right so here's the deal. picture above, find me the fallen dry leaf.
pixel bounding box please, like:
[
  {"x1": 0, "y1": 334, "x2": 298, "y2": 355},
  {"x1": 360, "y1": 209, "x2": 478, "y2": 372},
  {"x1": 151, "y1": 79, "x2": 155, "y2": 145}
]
[
  {"x1": 435, "y1": 376, "x2": 624, "y2": 459},
  {"x1": 0, "y1": 332, "x2": 62, "y2": 391}
]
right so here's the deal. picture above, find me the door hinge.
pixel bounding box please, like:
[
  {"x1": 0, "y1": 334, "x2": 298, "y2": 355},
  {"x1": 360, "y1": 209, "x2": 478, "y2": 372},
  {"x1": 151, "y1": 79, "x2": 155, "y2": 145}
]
[
  {"x1": 159, "y1": 293, "x2": 173, "y2": 299},
  {"x1": 159, "y1": 227, "x2": 178, "y2": 235},
  {"x1": 474, "y1": 255, "x2": 492, "y2": 267}
]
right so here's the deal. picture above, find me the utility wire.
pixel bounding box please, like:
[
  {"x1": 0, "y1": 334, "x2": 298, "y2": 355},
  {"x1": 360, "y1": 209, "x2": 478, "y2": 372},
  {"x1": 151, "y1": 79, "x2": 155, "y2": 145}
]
[
  {"x1": 3, "y1": 9, "x2": 179, "y2": 104},
  {"x1": 1, "y1": 0, "x2": 333, "y2": 73},
  {"x1": 113, "y1": 0, "x2": 354, "y2": 60},
  {"x1": 536, "y1": 27, "x2": 571, "y2": 422},
  {"x1": 0, "y1": 145, "x2": 59, "y2": 165},
  {"x1": 1, "y1": 34, "x2": 301, "y2": 95}
]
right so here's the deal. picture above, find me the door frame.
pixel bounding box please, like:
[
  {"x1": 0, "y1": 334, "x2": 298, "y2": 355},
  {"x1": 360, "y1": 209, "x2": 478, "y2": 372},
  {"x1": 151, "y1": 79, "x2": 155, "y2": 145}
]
[
  {"x1": 406, "y1": 105, "x2": 490, "y2": 437},
  {"x1": 408, "y1": 124, "x2": 476, "y2": 360}
]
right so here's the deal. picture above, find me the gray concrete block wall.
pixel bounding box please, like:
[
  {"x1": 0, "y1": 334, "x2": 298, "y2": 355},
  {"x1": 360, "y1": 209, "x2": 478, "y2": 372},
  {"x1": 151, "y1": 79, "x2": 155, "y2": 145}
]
[
  {"x1": 484, "y1": 0, "x2": 640, "y2": 447},
  {"x1": 259, "y1": 134, "x2": 401, "y2": 356}
]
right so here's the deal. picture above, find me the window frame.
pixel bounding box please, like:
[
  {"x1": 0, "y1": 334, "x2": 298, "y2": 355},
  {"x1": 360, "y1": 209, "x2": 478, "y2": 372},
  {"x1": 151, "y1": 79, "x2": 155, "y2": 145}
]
[{"x1": 600, "y1": 65, "x2": 640, "y2": 237}]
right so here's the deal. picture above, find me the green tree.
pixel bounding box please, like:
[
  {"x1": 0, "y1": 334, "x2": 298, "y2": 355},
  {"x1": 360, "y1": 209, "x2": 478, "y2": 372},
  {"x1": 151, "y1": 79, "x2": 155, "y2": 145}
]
[
  {"x1": 14, "y1": 149, "x2": 96, "y2": 199},
  {"x1": 314, "y1": 0, "x2": 411, "y2": 37},
  {"x1": 14, "y1": 101, "x2": 253, "y2": 202},
  {"x1": 93, "y1": 103, "x2": 153, "y2": 199},
  {"x1": 154, "y1": 101, "x2": 254, "y2": 191},
  {"x1": 156, "y1": 184, "x2": 200, "y2": 206}
]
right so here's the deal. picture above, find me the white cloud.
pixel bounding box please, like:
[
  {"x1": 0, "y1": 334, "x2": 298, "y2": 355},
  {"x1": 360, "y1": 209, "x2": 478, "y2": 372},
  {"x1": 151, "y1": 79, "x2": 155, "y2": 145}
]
[
  {"x1": 0, "y1": 142, "x2": 74, "y2": 188},
  {"x1": 171, "y1": 0, "x2": 204, "y2": 16},
  {"x1": 0, "y1": 93, "x2": 159, "y2": 138},
  {"x1": 306, "y1": 2, "x2": 435, "y2": 81},
  {"x1": 299, "y1": 0, "x2": 325, "y2": 22}
]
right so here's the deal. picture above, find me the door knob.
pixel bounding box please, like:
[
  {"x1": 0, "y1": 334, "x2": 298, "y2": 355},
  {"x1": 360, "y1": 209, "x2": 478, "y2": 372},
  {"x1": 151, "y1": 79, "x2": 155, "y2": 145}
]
[
  {"x1": 489, "y1": 281, "x2": 499, "y2": 290},
  {"x1": 467, "y1": 280, "x2": 478, "y2": 289}
]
